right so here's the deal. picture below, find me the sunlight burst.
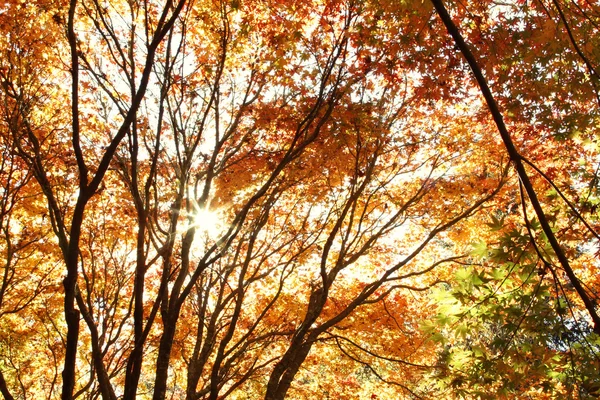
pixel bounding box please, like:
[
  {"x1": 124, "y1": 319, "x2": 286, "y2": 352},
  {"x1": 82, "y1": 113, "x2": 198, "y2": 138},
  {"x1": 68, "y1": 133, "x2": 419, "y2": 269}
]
[
  {"x1": 187, "y1": 203, "x2": 225, "y2": 258},
  {"x1": 192, "y1": 206, "x2": 223, "y2": 239}
]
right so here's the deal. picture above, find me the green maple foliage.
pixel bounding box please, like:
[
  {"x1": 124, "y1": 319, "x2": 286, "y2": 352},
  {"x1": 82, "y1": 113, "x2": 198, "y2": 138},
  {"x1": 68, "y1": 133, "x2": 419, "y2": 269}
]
[{"x1": 425, "y1": 221, "x2": 600, "y2": 399}]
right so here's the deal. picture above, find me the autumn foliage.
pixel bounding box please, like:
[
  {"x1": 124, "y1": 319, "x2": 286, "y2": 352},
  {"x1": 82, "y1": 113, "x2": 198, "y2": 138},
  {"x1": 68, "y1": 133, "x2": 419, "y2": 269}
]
[{"x1": 0, "y1": 0, "x2": 599, "y2": 399}]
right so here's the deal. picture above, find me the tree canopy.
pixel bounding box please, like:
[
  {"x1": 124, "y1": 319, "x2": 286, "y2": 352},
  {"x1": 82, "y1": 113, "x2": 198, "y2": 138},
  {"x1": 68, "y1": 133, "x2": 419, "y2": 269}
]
[{"x1": 0, "y1": 0, "x2": 599, "y2": 398}]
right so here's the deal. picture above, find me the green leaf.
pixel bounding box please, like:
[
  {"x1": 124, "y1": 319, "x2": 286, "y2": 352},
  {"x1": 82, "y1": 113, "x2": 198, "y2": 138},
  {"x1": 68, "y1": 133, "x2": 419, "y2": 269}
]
[
  {"x1": 455, "y1": 268, "x2": 472, "y2": 282},
  {"x1": 420, "y1": 320, "x2": 437, "y2": 334},
  {"x1": 472, "y1": 345, "x2": 485, "y2": 358},
  {"x1": 486, "y1": 214, "x2": 504, "y2": 231},
  {"x1": 545, "y1": 188, "x2": 558, "y2": 200},
  {"x1": 491, "y1": 267, "x2": 506, "y2": 280},
  {"x1": 470, "y1": 271, "x2": 484, "y2": 286},
  {"x1": 529, "y1": 217, "x2": 541, "y2": 231},
  {"x1": 456, "y1": 323, "x2": 469, "y2": 338},
  {"x1": 471, "y1": 240, "x2": 488, "y2": 258}
]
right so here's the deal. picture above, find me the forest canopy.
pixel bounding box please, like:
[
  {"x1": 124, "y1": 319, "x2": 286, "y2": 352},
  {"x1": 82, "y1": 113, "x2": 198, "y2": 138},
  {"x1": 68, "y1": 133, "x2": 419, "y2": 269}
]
[{"x1": 0, "y1": 0, "x2": 599, "y2": 398}]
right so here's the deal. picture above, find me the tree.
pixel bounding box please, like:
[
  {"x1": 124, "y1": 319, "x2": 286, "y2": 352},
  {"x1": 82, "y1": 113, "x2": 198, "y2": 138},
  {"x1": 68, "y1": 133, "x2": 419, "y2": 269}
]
[
  {"x1": 426, "y1": 0, "x2": 600, "y2": 397},
  {"x1": 0, "y1": 0, "x2": 599, "y2": 399}
]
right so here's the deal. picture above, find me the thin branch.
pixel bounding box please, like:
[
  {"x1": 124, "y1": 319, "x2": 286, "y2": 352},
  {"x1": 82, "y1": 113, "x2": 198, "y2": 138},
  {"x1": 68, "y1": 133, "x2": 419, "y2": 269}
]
[{"x1": 520, "y1": 155, "x2": 600, "y2": 242}]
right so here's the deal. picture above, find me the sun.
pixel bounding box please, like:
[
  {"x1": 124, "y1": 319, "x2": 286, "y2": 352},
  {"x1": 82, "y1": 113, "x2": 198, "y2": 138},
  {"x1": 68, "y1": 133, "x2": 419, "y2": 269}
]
[
  {"x1": 186, "y1": 196, "x2": 227, "y2": 242},
  {"x1": 187, "y1": 203, "x2": 226, "y2": 257},
  {"x1": 193, "y1": 206, "x2": 223, "y2": 238}
]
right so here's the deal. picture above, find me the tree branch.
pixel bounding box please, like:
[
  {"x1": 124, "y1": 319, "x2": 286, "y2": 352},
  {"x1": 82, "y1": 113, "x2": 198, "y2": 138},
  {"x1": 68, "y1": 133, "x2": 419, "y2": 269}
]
[{"x1": 430, "y1": 0, "x2": 600, "y2": 334}]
